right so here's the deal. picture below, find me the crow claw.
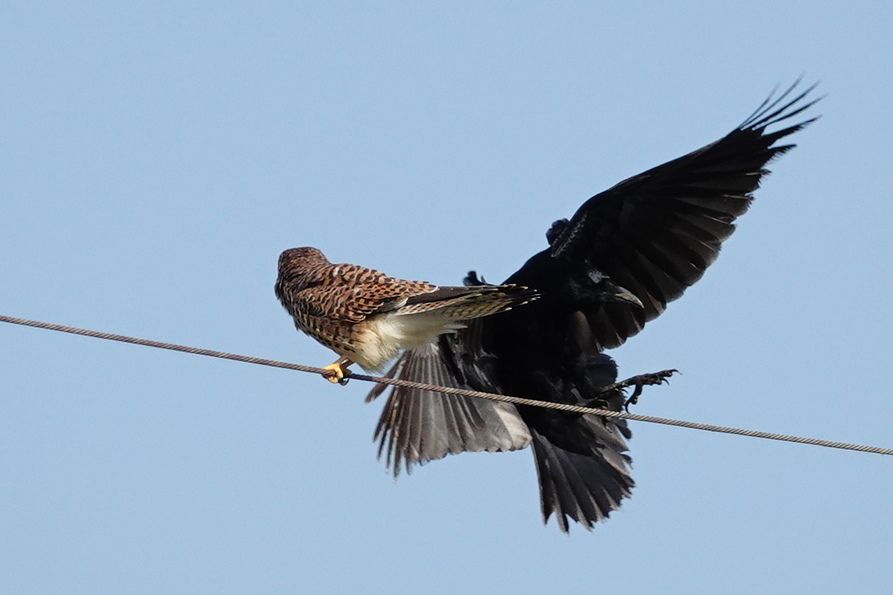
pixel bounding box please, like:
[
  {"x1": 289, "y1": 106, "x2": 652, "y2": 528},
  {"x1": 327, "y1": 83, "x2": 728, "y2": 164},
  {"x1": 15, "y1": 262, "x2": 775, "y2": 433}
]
[{"x1": 589, "y1": 368, "x2": 678, "y2": 411}]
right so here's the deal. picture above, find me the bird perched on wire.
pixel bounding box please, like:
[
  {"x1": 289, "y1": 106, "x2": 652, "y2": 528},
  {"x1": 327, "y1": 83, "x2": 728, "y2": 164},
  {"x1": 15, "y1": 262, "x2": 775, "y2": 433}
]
[
  {"x1": 366, "y1": 81, "x2": 821, "y2": 531},
  {"x1": 275, "y1": 246, "x2": 539, "y2": 384}
]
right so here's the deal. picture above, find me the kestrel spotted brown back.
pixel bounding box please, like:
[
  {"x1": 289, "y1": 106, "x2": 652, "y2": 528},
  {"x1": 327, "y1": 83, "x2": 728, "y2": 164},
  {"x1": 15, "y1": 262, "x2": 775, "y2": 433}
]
[{"x1": 275, "y1": 247, "x2": 538, "y2": 382}]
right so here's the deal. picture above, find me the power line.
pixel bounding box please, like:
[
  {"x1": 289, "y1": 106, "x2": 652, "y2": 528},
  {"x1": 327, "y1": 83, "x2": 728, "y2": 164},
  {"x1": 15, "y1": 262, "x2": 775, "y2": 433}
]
[{"x1": 2, "y1": 313, "x2": 891, "y2": 457}]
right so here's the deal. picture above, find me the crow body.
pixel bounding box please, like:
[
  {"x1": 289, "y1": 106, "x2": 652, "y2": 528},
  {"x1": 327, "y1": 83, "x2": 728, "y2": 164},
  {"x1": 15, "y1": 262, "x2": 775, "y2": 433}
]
[{"x1": 366, "y1": 82, "x2": 820, "y2": 531}]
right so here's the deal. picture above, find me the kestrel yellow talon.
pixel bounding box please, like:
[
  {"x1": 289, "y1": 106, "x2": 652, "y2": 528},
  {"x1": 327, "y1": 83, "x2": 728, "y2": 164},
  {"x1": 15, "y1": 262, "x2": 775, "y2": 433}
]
[{"x1": 322, "y1": 360, "x2": 352, "y2": 385}]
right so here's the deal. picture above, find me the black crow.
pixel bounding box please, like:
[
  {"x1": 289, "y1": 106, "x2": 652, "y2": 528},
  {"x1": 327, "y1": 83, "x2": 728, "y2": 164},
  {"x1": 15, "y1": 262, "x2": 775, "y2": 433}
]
[{"x1": 366, "y1": 81, "x2": 820, "y2": 531}]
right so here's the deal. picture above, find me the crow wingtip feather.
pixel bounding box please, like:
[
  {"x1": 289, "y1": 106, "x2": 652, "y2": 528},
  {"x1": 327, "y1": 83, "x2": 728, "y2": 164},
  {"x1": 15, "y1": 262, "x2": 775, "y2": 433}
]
[{"x1": 738, "y1": 78, "x2": 821, "y2": 131}]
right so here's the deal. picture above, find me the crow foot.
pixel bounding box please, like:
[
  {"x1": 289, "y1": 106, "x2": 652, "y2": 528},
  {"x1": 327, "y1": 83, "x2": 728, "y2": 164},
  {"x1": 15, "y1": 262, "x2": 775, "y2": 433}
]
[{"x1": 594, "y1": 368, "x2": 679, "y2": 411}]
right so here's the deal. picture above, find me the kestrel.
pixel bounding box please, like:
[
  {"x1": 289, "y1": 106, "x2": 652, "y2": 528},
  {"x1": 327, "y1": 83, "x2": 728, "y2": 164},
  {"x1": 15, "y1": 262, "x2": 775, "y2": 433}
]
[
  {"x1": 275, "y1": 247, "x2": 538, "y2": 384},
  {"x1": 366, "y1": 81, "x2": 820, "y2": 531}
]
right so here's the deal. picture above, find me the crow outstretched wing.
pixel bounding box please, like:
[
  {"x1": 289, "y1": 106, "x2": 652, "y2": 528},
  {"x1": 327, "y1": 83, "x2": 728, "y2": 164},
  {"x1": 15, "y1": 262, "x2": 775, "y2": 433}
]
[
  {"x1": 367, "y1": 81, "x2": 819, "y2": 531},
  {"x1": 526, "y1": 81, "x2": 820, "y2": 350}
]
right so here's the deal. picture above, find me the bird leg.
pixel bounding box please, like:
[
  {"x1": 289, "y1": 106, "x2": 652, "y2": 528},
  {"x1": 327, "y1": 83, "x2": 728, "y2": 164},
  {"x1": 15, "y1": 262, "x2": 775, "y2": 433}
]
[
  {"x1": 322, "y1": 357, "x2": 353, "y2": 385},
  {"x1": 593, "y1": 369, "x2": 679, "y2": 411}
]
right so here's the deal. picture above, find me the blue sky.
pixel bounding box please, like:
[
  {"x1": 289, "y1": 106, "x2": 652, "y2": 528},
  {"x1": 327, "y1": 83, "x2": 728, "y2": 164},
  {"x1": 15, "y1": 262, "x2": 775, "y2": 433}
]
[{"x1": 2, "y1": 2, "x2": 892, "y2": 594}]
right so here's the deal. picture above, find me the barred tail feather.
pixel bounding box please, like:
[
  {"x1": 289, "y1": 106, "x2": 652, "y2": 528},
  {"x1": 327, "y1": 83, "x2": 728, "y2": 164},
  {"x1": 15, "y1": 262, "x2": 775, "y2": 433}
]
[{"x1": 369, "y1": 342, "x2": 532, "y2": 477}]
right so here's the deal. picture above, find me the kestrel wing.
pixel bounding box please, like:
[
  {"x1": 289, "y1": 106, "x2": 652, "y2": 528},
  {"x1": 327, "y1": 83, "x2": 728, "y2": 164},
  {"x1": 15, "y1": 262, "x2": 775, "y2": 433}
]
[{"x1": 296, "y1": 265, "x2": 435, "y2": 323}]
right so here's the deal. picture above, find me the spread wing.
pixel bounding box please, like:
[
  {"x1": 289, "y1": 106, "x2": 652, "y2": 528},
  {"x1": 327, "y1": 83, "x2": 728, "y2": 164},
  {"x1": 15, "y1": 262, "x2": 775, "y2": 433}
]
[
  {"x1": 366, "y1": 82, "x2": 820, "y2": 528},
  {"x1": 548, "y1": 81, "x2": 820, "y2": 350}
]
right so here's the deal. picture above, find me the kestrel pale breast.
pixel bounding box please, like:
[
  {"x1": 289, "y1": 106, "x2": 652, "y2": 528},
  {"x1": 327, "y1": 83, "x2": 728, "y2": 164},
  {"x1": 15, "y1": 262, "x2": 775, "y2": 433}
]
[{"x1": 275, "y1": 247, "x2": 538, "y2": 383}]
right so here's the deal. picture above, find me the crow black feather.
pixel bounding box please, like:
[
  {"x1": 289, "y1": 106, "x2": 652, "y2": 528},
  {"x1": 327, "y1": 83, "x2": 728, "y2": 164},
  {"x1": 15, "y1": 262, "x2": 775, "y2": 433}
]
[{"x1": 366, "y1": 82, "x2": 820, "y2": 531}]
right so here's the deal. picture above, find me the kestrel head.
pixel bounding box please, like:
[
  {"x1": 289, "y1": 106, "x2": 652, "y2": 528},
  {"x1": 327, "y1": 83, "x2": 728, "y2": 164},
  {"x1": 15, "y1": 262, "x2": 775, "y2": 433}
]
[
  {"x1": 276, "y1": 246, "x2": 331, "y2": 292},
  {"x1": 278, "y1": 246, "x2": 328, "y2": 269}
]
